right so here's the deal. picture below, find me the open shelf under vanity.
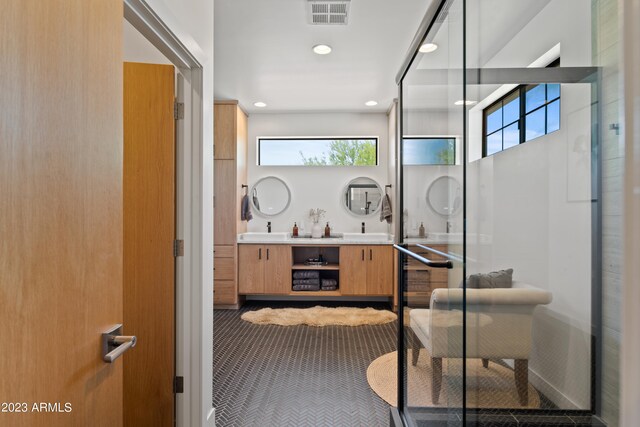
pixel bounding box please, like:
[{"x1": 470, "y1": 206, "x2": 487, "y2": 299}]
[{"x1": 291, "y1": 245, "x2": 340, "y2": 293}]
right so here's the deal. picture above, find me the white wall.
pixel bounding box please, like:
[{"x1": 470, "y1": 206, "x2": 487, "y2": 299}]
[
  {"x1": 246, "y1": 112, "x2": 391, "y2": 234},
  {"x1": 465, "y1": 0, "x2": 593, "y2": 409},
  {"x1": 123, "y1": 19, "x2": 173, "y2": 64},
  {"x1": 139, "y1": 1, "x2": 214, "y2": 426},
  {"x1": 387, "y1": 102, "x2": 398, "y2": 235},
  {"x1": 402, "y1": 110, "x2": 465, "y2": 236}
]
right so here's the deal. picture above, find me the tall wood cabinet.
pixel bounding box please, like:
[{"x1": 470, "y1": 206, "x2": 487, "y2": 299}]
[{"x1": 214, "y1": 100, "x2": 247, "y2": 308}]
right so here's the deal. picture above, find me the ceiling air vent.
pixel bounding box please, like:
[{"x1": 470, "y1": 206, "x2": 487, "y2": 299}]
[{"x1": 307, "y1": 0, "x2": 351, "y2": 25}]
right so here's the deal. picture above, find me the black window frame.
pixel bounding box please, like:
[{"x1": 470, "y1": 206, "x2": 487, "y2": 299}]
[
  {"x1": 257, "y1": 137, "x2": 379, "y2": 166},
  {"x1": 482, "y1": 58, "x2": 561, "y2": 157}
]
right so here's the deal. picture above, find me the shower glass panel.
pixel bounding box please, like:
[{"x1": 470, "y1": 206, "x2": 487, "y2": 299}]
[
  {"x1": 395, "y1": 0, "x2": 611, "y2": 425},
  {"x1": 398, "y1": 0, "x2": 465, "y2": 424},
  {"x1": 464, "y1": 0, "x2": 598, "y2": 419}
]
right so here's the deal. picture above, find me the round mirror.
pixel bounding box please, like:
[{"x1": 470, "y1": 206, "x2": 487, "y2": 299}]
[
  {"x1": 342, "y1": 177, "x2": 383, "y2": 217},
  {"x1": 426, "y1": 176, "x2": 462, "y2": 217},
  {"x1": 250, "y1": 176, "x2": 291, "y2": 217}
]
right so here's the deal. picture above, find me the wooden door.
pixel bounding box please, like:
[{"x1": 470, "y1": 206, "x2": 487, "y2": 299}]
[
  {"x1": 238, "y1": 245, "x2": 265, "y2": 293},
  {"x1": 339, "y1": 245, "x2": 368, "y2": 295},
  {"x1": 264, "y1": 245, "x2": 292, "y2": 294},
  {"x1": 367, "y1": 246, "x2": 394, "y2": 295},
  {"x1": 0, "y1": 1, "x2": 124, "y2": 426},
  {"x1": 123, "y1": 62, "x2": 175, "y2": 427}
]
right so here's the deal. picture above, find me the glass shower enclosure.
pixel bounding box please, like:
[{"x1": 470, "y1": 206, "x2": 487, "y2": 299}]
[{"x1": 392, "y1": 0, "x2": 618, "y2": 425}]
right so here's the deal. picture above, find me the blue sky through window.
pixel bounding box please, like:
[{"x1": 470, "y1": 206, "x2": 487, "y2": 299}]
[{"x1": 403, "y1": 138, "x2": 455, "y2": 165}]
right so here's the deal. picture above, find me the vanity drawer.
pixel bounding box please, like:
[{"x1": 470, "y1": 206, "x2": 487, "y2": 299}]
[
  {"x1": 214, "y1": 280, "x2": 237, "y2": 305},
  {"x1": 215, "y1": 245, "x2": 235, "y2": 258},
  {"x1": 214, "y1": 257, "x2": 236, "y2": 281},
  {"x1": 429, "y1": 268, "x2": 449, "y2": 284},
  {"x1": 406, "y1": 244, "x2": 449, "y2": 267}
]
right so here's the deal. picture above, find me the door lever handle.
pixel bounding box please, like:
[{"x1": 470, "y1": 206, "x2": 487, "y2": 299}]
[{"x1": 102, "y1": 324, "x2": 137, "y2": 363}]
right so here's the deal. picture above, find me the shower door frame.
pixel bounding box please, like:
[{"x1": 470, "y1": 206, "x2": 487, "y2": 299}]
[{"x1": 391, "y1": 0, "x2": 604, "y2": 425}]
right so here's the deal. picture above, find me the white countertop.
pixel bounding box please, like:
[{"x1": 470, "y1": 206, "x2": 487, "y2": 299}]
[
  {"x1": 404, "y1": 233, "x2": 462, "y2": 245},
  {"x1": 403, "y1": 233, "x2": 491, "y2": 245},
  {"x1": 237, "y1": 232, "x2": 394, "y2": 245}
]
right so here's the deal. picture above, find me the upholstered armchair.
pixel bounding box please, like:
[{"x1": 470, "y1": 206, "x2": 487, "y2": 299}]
[{"x1": 409, "y1": 281, "x2": 552, "y2": 405}]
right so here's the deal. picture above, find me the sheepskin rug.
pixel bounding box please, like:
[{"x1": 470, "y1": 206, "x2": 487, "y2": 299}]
[{"x1": 240, "y1": 306, "x2": 397, "y2": 327}]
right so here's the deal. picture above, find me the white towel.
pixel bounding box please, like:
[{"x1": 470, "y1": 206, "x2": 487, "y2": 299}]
[{"x1": 380, "y1": 194, "x2": 392, "y2": 223}]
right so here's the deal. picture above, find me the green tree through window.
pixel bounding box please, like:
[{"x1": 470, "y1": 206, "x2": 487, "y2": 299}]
[{"x1": 300, "y1": 139, "x2": 376, "y2": 166}]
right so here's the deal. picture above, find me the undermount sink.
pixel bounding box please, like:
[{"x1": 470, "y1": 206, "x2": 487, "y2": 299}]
[
  {"x1": 238, "y1": 232, "x2": 289, "y2": 242},
  {"x1": 342, "y1": 232, "x2": 392, "y2": 242}
]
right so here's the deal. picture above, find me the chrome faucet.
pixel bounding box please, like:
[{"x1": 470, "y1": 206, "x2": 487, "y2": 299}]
[
  {"x1": 267, "y1": 221, "x2": 271, "y2": 233},
  {"x1": 446, "y1": 221, "x2": 453, "y2": 233},
  {"x1": 361, "y1": 222, "x2": 365, "y2": 234}
]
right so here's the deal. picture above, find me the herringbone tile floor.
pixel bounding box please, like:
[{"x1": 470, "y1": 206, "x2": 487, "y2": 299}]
[{"x1": 213, "y1": 301, "x2": 396, "y2": 427}]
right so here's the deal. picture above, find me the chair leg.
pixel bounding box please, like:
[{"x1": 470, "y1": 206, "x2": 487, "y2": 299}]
[
  {"x1": 482, "y1": 358, "x2": 489, "y2": 369},
  {"x1": 431, "y1": 357, "x2": 442, "y2": 404},
  {"x1": 514, "y1": 359, "x2": 528, "y2": 406},
  {"x1": 411, "y1": 345, "x2": 420, "y2": 366}
]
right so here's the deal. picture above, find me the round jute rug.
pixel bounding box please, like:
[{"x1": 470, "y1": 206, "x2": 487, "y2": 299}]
[{"x1": 367, "y1": 350, "x2": 541, "y2": 409}]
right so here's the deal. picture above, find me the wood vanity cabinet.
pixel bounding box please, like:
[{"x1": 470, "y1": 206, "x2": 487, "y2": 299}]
[
  {"x1": 404, "y1": 244, "x2": 449, "y2": 306},
  {"x1": 238, "y1": 244, "x2": 292, "y2": 295},
  {"x1": 340, "y1": 245, "x2": 393, "y2": 296},
  {"x1": 213, "y1": 100, "x2": 247, "y2": 308}
]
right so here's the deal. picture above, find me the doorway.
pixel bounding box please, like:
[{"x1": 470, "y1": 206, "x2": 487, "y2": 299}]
[{"x1": 123, "y1": 0, "x2": 213, "y2": 425}]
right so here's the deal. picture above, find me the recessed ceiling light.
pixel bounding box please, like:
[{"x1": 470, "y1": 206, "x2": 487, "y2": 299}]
[
  {"x1": 312, "y1": 44, "x2": 332, "y2": 55},
  {"x1": 419, "y1": 43, "x2": 438, "y2": 53},
  {"x1": 365, "y1": 100, "x2": 378, "y2": 107},
  {"x1": 253, "y1": 101, "x2": 267, "y2": 108},
  {"x1": 454, "y1": 100, "x2": 477, "y2": 106}
]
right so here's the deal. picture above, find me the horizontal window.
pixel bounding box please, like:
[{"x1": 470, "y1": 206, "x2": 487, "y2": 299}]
[
  {"x1": 258, "y1": 138, "x2": 378, "y2": 166},
  {"x1": 402, "y1": 137, "x2": 456, "y2": 165},
  {"x1": 483, "y1": 59, "x2": 561, "y2": 157}
]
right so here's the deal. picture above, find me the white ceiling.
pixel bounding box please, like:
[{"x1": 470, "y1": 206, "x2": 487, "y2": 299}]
[
  {"x1": 214, "y1": 0, "x2": 430, "y2": 113},
  {"x1": 403, "y1": 0, "x2": 554, "y2": 111}
]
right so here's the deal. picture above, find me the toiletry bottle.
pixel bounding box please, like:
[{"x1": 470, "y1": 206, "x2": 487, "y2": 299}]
[
  {"x1": 324, "y1": 222, "x2": 330, "y2": 238},
  {"x1": 419, "y1": 222, "x2": 425, "y2": 238},
  {"x1": 293, "y1": 222, "x2": 298, "y2": 237}
]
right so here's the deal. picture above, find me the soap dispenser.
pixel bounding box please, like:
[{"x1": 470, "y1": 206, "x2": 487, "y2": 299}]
[
  {"x1": 292, "y1": 222, "x2": 298, "y2": 237},
  {"x1": 419, "y1": 222, "x2": 425, "y2": 238},
  {"x1": 324, "y1": 222, "x2": 331, "y2": 238}
]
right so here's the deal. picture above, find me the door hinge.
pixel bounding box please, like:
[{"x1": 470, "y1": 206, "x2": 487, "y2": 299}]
[
  {"x1": 174, "y1": 376, "x2": 184, "y2": 394},
  {"x1": 173, "y1": 239, "x2": 184, "y2": 257},
  {"x1": 174, "y1": 101, "x2": 184, "y2": 120}
]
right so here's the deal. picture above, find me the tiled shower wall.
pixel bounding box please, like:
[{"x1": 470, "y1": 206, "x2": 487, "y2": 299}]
[{"x1": 594, "y1": 0, "x2": 622, "y2": 425}]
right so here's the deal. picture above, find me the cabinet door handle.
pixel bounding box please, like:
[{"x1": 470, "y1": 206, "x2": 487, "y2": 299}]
[
  {"x1": 361, "y1": 249, "x2": 364, "y2": 261},
  {"x1": 258, "y1": 248, "x2": 262, "y2": 260},
  {"x1": 370, "y1": 249, "x2": 373, "y2": 261},
  {"x1": 267, "y1": 248, "x2": 270, "y2": 260}
]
